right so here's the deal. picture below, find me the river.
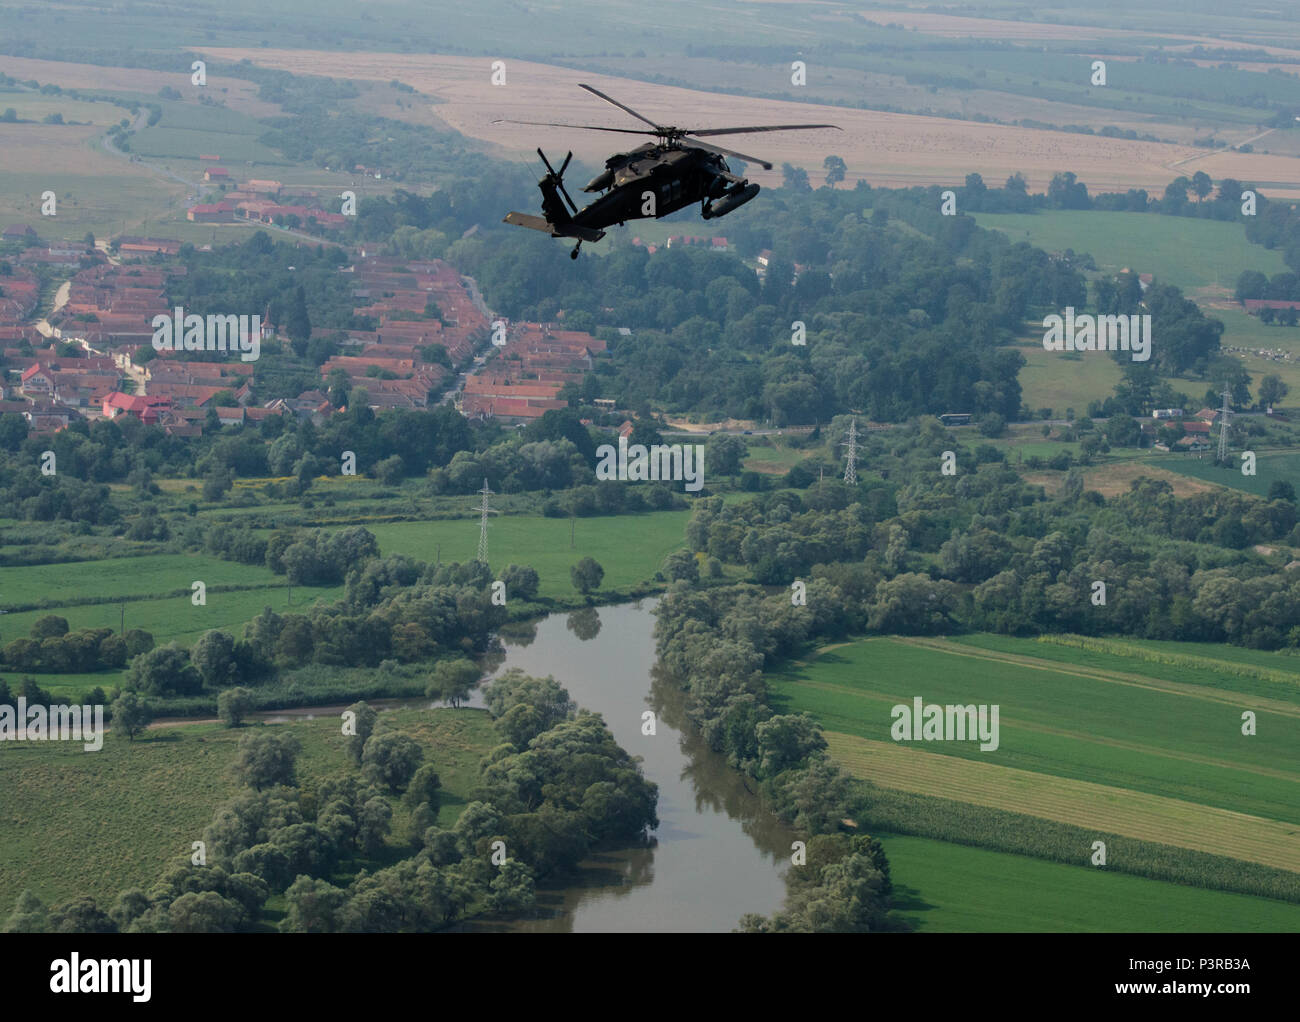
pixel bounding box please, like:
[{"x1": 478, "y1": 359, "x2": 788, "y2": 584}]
[{"x1": 461, "y1": 599, "x2": 796, "y2": 933}]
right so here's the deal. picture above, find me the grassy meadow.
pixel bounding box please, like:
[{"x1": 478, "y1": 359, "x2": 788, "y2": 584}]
[
  {"x1": 366, "y1": 510, "x2": 690, "y2": 601},
  {"x1": 974, "y1": 211, "x2": 1288, "y2": 293},
  {"x1": 0, "y1": 706, "x2": 496, "y2": 912}
]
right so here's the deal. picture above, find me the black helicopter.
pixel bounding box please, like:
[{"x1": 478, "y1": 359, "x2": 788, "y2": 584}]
[{"x1": 500, "y1": 83, "x2": 840, "y2": 258}]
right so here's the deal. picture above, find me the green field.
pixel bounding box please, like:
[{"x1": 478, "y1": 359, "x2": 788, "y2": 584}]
[
  {"x1": 950, "y1": 633, "x2": 1300, "y2": 702},
  {"x1": 0, "y1": 553, "x2": 343, "y2": 699},
  {"x1": 770, "y1": 635, "x2": 1300, "y2": 861},
  {"x1": 1216, "y1": 307, "x2": 1300, "y2": 357},
  {"x1": 743, "y1": 441, "x2": 814, "y2": 474},
  {"x1": 0, "y1": 706, "x2": 496, "y2": 912},
  {"x1": 128, "y1": 98, "x2": 287, "y2": 165},
  {"x1": 0, "y1": 168, "x2": 185, "y2": 240},
  {"x1": 365, "y1": 510, "x2": 690, "y2": 600},
  {"x1": 884, "y1": 833, "x2": 1300, "y2": 932},
  {"x1": 1012, "y1": 342, "x2": 1125, "y2": 416},
  {"x1": 1146, "y1": 448, "x2": 1300, "y2": 498},
  {"x1": 975, "y1": 211, "x2": 1289, "y2": 293},
  {"x1": 2, "y1": 509, "x2": 688, "y2": 698}
]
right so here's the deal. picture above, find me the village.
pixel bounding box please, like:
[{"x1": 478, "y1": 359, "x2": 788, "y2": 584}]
[{"x1": 0, "y1": 217, "x2": 625, "y2": 441}]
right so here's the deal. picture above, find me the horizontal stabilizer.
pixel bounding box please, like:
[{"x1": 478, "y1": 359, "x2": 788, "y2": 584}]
[
  {"x1": 504, "y1": 211, "x2": 559, "y2": 234},
  {"x1": 504, "y1": 212, "x2": 606, "y2": 243}
]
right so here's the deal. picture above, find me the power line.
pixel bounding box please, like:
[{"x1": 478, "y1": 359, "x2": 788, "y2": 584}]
[
  {"x1": 1217, "y1": 385, "x2": 1232, "y2": 462},
  {"x1": 842, "y1": 416, "x2": 859, "y2": 485},
  {"x1": 476, "y1": 477, "x2": 499, "y2": 564}
]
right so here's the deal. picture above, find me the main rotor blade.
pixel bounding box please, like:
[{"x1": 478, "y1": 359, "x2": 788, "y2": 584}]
[
  {"x1": 492, "y1": 119, "x2": 654, "y2": 135},
  {"x1": 689, "y1": 138, "x2": 775, "y2": 171},
  {"x1": 689, "y1": 124, "x2": 842, "y2": 137},
  {"x1": 577, "y1": 83, "x2": 664, "y2": 131}
]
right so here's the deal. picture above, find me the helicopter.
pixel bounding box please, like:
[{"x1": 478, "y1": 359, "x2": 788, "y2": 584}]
[{"x1": 499, "y1": 83, "x2": 841, "y2": 258}]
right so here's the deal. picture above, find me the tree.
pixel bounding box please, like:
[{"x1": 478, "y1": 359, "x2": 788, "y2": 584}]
[
  {"x1": 570, "y1": 556, "x2": 604, "y2": 596},
  {"x1": 280, "y1": 876, "x2": 347, "y2": 933},
  {"x1": 707, "y1": 433, "x2": 747, "y2": 476},
  {"x1": 1104, "y1": 414, "x2": 1142, "y2": 448},
  {"x1": 344, "y1": 700, "x2": 378, "y2": 763},
  {"x1": 203, "y1": 468, "x2": 233, "y2": 502},
  {"x1": 232, "y1": 731, "x2": 300, "y2": 790},
  {"x1": 501, "y1": 564, "x2": 540, "y2": 601},
  {"x1": 781, "y1": 163, "x2": 811, "y2": 192},
  {"x1": 374, "y1": 455, "x2": 404, "y2": 485},
  {"x1": 30, "y1": 615, "x2": 69, "y2": 639},
  {"x1": 217, "y1": 687, "x2": 255, "y2": 727},
  {"x1": 661, "y1": 549, "x2": 699, "y2": 583},
  {"x1": 284, "y1": 285, "x2": 312, "y2": 352},
  {"x1": 1191, "y1": 170, "x2": 1213, "y2": 202},
  {"x1": 822, "y1": 155, "x2": 846, "y2": 188},
  {"x1": 1267, "y1": 480, "x2": 1297, "y2": 503},
  {"x1": 483, "y1": 670, "x2": 575, "y2": 745},
  {"x1": 1236, "y1": 270, "x2": 1268, "y2": 301},
  {"x1": 110, "y1": 691, "x2": 153, "y2": 741},
  {"x1": 755, "y1": 714, "x2": 827, "y2": 776},
  {"x1": 361, "y1": 731, "x2": 424, "y2": 791},
  {"x1": 405, "y1": 764, "x2": 442, "y2": 811},
  {"x1": 167, "y1": 891, "x2": 243, "y2": 933},
  {"x1": 3, "y1": 890, "x2": 49, "y2": 932},
  {"x1": 191, "y1": 630, "x2": 238, "y2": 688},
  {"x1": 426, "y1": 657, "x2": 479, "y2": 709},
  {"x1": 488, "y1": 859, "x2": 536, "y2": 914},
  {"x1": 1047, "y1": 171, "x2": 1090, "y2": 209},
  {"x1": 1164, "y1": 176, "x2": 1190, "y2": 204},
  {"x1": 1259, "y1": 374, "x2": 1289, "y2": 410},
  {"x1": 126, "y1": 643, "x2": 202, "y2": 696}
]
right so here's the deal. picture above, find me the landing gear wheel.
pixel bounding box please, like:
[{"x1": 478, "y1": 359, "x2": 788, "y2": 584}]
[{"x1": 570, "y1": 241, "x2": 581, "y2": 260}]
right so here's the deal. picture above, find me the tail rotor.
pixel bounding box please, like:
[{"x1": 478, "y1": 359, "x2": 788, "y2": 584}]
[{"x1": 537, "y1": 148, "x2": 578, "y2": 215}]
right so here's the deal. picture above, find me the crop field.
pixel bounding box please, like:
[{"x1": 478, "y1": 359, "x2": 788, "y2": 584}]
[
  {"x1": 200, "y1": 47, "x2": 1300, "y2": 199},
  {"x1": 130, "y1": 100, "x2": 287, "y2": 165},
  {"x1": 0, "y1": 91, "x2": 127, "y2": 127},
  {"x1": 951, "y1": 633, "x2": 1300, "y2": 702},
  {"x1": 976, "y1": 211, "x2": 1288, "y2": 294},
  {"x1": 882, "y1": 833, "x2": 1300, "y2": 932},
  {"x1": 1024, "y1": 459, "x2": 1220, "y2": 499},
  {"x1": 1148, "y1": 448, "x2": 1300, "y2": 498},
  {"x1": 769, "y1": 635, "x2": 1300, "y2": 868},
  {"x1": 0, "y1": 57, "x2": 276, "y2": 117},
  {"x1": 365, "y1": 511, "x2": 690, "y2": 600},
  {"x1": 0, "y1": 706, "x2": 495, "y2": 912},
  {"x1": 828, "y1": 731, "x2": 1300, "y2": 872}
]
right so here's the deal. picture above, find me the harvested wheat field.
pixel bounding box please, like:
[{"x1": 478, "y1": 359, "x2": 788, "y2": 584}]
[
  {"x1": 0, "y1": 56, "x2": 281, "y2": 118},
  {"x1": 198, "y1": 48, "x2": 1300, "y2": 198},
  {"x1": 1024, "y1": 461, "x2": 1219, "y2": 499}
]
